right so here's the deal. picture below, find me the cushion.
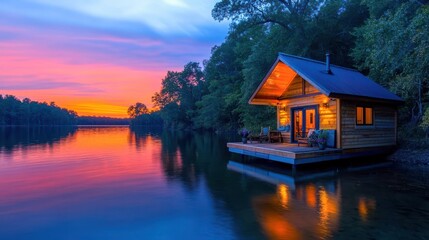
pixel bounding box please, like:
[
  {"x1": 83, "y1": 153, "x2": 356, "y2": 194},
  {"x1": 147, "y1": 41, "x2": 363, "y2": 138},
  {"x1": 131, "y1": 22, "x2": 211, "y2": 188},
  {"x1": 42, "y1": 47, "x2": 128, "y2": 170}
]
[{"x1": 307, "y1": 129, "x2": 315, "y2": 137}]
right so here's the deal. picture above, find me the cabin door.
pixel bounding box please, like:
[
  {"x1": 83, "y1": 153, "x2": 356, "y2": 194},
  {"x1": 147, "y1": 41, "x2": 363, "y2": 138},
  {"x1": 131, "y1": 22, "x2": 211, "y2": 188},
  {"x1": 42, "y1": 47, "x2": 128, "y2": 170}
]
[{"x1": 292, "y1": 106, "x2": 318, "y2": 142}]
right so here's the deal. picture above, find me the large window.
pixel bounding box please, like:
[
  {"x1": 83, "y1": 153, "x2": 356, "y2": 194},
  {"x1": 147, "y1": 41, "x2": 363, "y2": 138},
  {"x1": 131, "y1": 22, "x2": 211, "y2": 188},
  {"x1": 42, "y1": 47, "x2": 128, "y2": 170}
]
[{"x1": 356, "y1": 106, "x2": 373, "y2": 125}]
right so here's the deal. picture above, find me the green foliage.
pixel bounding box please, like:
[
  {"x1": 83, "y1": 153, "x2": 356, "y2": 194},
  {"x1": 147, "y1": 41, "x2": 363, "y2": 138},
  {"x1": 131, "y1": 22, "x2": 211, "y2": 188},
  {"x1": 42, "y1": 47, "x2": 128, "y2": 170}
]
[
  {"x1": 213, "y1": 0, "x2": 369, "y2": 66},
  {"x1": 0, "y1": 94, "x2": 77, "y2": 125},
  {"x1": 152, "y1": 62, "x2": 205, "y2": 129},
  {"x1": 201, "y1": 0, "x2": 369, "y2": 131},
  {"x1": 152, "y1": 0, "x2": 428, "y2": 132},
  {"x1": 420, "y1": 107, "x2": 429, "y2": 137},
  {"x1": 129, "y1": 111, "x2": 163, "y2": 126},
  {"x1": 352, "y1": 2, "x2": 429, "y2": 123}
]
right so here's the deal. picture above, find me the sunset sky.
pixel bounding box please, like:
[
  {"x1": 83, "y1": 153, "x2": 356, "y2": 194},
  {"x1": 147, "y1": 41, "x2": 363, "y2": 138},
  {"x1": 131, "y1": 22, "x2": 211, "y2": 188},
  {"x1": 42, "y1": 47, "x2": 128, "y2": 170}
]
[{"x1": 0, "y1": 0, "x2": 228, "y2": 117}]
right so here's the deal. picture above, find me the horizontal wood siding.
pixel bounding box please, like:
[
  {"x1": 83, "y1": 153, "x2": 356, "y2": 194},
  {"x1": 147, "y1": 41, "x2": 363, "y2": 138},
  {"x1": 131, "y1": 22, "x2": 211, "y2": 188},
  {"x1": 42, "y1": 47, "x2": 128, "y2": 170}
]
[
  {"x1": 278, "y1": 94, "x2": 337, "y2": 143},
  {"x1": 341, "y1": 100, "x2": 396, "y2": 149},
  {"x1": 281, "y1": 75, "x2": 303, "y2": 98},
  {"x1": 304, "y1": 80, "x2": 318, "y2": 94},
  {"x1": 280, "y1": 76, "x2": 322, "y2": 99}
]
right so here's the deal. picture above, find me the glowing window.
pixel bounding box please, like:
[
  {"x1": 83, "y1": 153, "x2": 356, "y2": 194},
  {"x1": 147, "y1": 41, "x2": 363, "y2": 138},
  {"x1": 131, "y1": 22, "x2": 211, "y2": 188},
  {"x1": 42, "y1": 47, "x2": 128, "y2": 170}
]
[{"x1": 356, "y1": 106, "x2": 373, "y2": 126}]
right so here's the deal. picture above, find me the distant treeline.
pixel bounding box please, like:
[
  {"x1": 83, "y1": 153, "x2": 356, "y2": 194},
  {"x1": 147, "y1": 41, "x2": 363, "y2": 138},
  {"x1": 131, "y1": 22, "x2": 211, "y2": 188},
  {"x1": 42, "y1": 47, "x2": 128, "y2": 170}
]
[
  {"x1": 0, "y1": 95, "x2": 77, "y2": 126},
  {"x1": 77, "y1": 116, "x2": 130, "y2": 125},
  {"x1": 127, "y1": 102, "x2": 163, "y2": 126},
  {"x1": 148, "y1": 0, "x2": 429, "y2": 133}
]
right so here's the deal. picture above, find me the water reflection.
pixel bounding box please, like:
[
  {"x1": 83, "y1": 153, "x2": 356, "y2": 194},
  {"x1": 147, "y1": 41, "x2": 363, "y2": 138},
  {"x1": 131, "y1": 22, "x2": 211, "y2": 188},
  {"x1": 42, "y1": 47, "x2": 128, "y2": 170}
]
[
  {"x1": 228, "y1": 160, "x2": 417, "y2": 239},
  {"x1": 358, "y1": 197, "x2": 376, "y2": 222},
  {"x1": 0, "y1": 126, "x2": 76, "y2": 153},
  {"x1": 128, "y1": 126, "x2": 162, "y2": 150},
  {"x1": 0, "y1": 127, "x2": 429, "y2": 240},
  {"x1": 229, "y1": 161, "x2": 342, "y2": 239}
]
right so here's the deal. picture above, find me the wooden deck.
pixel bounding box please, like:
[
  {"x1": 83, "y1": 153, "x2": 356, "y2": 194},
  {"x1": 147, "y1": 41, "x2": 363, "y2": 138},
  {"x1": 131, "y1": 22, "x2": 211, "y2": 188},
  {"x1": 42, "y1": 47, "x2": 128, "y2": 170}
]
[
  {"x1": 228, "y1": 142, "x2": 395, "y2": 165},
  {"x1": 227, "y1": 142, "x2": 343, "y2": 165}
]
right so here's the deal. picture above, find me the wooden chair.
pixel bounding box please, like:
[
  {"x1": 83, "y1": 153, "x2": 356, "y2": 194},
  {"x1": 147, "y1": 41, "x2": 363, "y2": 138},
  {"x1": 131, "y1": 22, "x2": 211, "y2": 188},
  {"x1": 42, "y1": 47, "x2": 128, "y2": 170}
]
[
  {"x1": 259, "y1": 127, "x2": 270, "y2": 143},
  {"x1": 297, "y1": 129, "x2": 315, "y2": 146},
  {"x1": 269, "y1": 130, "x2": 282, "y2": 143}
]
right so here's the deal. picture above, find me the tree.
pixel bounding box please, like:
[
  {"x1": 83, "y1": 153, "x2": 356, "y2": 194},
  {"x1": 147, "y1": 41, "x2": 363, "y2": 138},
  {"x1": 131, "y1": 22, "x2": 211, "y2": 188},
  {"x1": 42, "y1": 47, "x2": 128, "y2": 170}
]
[
  {"x1": 152, "y1": 62, "x2": 205, "y2": 129},
  {"x1": 194, "y1": 30, "x2": 251, "y2": 130},
  {"x1": 127, "y1": 102, "x2": 149, "y2": 118},
  {"x1": 147, "y1": 0, "x2": 427, "y2": 132},
  {"x1": 212, "y1": 0, "x2": 320, "y2": 33},
  {"x1": 352, "y1": 2, "x2": 429, "y2": 124},
  {"x1": 0, "y1": 94, "x2": 77, "y2": 125},
  {"x1": 212, "y1": 0, "x2": 368, "y2": 66},
  {"x1": 421, "y1": 107, "x2": 429, "y2": 138}
]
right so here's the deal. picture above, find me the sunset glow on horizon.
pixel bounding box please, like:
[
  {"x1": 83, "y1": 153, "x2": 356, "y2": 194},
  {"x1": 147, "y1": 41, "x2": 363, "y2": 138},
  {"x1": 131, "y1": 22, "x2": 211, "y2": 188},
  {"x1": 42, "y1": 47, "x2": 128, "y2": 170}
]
[{"x1": 0, "y1": 0, "x2": 228, "y2": 117}]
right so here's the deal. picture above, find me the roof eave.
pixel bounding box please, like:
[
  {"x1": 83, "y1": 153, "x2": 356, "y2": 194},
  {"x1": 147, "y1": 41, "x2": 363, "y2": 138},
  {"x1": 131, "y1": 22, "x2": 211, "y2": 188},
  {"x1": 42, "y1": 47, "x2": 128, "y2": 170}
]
[
  {"x1": 278, "y1": 55, "x2": 332, "y2": 97},
  {"x1": 329, "y1": 93, "x2": 404, "y2": 105},
  {"x1": 248, "y1": 58, "x2": 282, "y2": 104},
  {"x1": 249, "y1": 98, "x2": 279, "y2": 106}
]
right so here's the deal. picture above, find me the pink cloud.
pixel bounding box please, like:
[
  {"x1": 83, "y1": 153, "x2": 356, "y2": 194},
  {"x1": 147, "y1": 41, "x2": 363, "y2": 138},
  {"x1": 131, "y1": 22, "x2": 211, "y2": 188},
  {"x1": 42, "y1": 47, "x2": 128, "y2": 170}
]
[
  {"x1": 0, "y1": 4, "x2": 224, "y2": 118},
  {"x1": 0, "y1": 41, "x2": 177, "y2": 117}
]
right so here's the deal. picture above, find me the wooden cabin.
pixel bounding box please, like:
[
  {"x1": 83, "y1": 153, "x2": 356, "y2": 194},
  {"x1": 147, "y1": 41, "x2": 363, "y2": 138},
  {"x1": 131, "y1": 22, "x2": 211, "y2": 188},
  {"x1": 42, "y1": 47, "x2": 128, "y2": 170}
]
[
  {"x1": 227, "y1": 53, "x2": 402, "y2": 166},
  {"x1": 250, "y1": 53, "x2": 403, "y2": 150}
]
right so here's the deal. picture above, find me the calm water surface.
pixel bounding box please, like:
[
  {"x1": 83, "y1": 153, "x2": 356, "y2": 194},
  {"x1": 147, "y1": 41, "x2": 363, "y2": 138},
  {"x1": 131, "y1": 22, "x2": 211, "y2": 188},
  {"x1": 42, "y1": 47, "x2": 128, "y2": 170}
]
[{"x1": 1, "y1": 126, "x2": 429, "y2": 240}]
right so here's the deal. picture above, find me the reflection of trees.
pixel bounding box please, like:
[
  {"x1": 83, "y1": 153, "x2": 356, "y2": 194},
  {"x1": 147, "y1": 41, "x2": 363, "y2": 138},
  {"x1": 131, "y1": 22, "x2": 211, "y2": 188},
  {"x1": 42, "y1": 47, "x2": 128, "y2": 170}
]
[
  {"x1": 0, "y1": 126, "x2": 77, "y2": 153},
  {"x1": 159, "y1": 131, "x2": 201, "y2": 190},
  {"x1": 158, "y1": 131, "x2": 270, "y2": 239},
  {"x1": 155, "y1": 131, "x2": 429, "y2": 239},
  {"x1": 157, "y1": 130, "x2": 338, "y2": 239},
  {"x1": 128, "y1": 126, "x2": 162, "y2": 151}
]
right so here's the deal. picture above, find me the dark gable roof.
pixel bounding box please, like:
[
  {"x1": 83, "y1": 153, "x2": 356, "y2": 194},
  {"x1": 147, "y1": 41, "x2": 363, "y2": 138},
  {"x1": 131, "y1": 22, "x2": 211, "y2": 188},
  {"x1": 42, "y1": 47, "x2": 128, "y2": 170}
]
[{"x1": 278, "y1": 53, "x2": 403, "y2": 103}]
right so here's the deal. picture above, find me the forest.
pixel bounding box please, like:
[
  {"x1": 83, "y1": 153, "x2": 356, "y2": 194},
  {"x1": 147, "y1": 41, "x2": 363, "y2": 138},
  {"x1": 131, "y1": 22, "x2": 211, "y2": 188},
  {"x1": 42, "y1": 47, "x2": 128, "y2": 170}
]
[
  {"x1": 149, "y1": 0, "x2": 429, "y2": 137},
  {"x1": 77, "y1": 116, "x2": 130, "y2": 125},
  {"x1": 127, "y1": 102, "x2": 164, "y2": 126},
  {"x1": 0, "y1": 95, "x2": 77, "y2": 125}
]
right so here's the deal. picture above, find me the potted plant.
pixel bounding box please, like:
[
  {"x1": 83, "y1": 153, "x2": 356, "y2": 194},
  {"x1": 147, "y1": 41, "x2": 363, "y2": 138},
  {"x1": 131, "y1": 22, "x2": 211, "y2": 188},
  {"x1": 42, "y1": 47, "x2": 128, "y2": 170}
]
[
  {"x1": 239, "y1": 128, "x2": 250, "y2": 144},
  {"x1": 317, "y1": 130, "x2": 328, "y2": 150}
]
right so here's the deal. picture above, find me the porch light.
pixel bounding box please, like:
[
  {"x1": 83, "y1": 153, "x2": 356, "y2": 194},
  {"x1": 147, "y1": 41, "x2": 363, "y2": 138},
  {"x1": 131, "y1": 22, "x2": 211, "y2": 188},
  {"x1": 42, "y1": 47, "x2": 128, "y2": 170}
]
[{"x1": 323, "y1": 102, "x2": 329, "y2": 108}]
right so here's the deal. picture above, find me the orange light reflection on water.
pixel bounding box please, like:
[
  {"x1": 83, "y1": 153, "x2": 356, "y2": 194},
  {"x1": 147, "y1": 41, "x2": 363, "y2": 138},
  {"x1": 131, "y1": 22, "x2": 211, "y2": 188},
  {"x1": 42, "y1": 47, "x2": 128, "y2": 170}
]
[
  {"x1": 358, "y1": 197, "x2": 376, "y2": 222},
  {"x1": 277, "y1": 184, "x2": 290, "y2": 209},
  {"x1": 255, "y1": 182, "x2": 341, "y2": 240},
  {"x1": 0, "y1": 127, "x2": 165, "y2": 210}
]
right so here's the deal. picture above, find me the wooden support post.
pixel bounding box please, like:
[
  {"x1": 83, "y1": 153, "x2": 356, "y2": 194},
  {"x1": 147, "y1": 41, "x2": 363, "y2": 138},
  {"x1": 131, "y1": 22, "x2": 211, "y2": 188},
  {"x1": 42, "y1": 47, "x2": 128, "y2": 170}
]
[{"x1": 336, "y1": 98, "x2": 341, "y2": 148}]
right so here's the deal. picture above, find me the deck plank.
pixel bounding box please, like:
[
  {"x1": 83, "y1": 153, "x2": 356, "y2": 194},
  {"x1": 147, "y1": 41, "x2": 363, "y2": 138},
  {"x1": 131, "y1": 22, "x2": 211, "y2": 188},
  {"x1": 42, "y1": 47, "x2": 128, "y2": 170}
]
[{"x1": 227, "y1": 142, "x2": 342, "y2": 165}]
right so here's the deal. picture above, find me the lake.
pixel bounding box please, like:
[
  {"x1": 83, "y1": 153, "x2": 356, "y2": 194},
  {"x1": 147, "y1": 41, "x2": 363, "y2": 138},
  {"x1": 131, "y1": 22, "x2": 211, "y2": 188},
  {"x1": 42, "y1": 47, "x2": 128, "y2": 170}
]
[{"x1": 1, "y1": 126, "x2": 429, "y2": 240}]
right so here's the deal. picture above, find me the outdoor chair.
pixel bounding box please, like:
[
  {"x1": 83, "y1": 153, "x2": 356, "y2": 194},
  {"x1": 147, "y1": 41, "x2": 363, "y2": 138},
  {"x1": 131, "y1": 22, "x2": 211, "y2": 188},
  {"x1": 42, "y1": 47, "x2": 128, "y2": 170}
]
[
  {"x1": 269, "y1": 130, "x2": 282, "y2": 143},
  {"x1": 297, "y1": 129, "x2": 315, "y2": 146},
  {"x1": 259, "y1": 127, "x2": 270, "y2": 143}
]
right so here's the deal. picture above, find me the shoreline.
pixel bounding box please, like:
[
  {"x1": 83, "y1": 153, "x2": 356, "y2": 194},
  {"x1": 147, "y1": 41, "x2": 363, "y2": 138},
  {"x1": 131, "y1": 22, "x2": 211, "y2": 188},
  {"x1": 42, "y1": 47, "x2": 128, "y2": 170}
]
[{"x1": 388, "y1": 147, "x2": 429, "y2": 166}]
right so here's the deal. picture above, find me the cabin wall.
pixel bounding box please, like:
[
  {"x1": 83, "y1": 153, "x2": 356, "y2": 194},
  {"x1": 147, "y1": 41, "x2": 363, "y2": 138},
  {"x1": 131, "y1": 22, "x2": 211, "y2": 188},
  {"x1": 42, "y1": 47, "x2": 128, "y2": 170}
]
[
  {"x1": 281, "y1": 75, "x2": 303, "y2": 98},
  {"x1": 278, "y1": 94, "x2": 337, "y2": 143},
  {"x1": 340, "y1": 100, "x2": 397, "y2": 149},
  {"x1": 280, "y1": 76, "x2": 318, "y2": 99}
]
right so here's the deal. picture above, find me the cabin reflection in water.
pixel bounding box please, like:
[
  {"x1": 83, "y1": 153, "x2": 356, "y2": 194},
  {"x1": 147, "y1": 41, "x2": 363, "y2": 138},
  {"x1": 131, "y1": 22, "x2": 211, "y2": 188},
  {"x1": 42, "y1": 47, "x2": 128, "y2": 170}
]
[
  {"x1": 358, "y1": 197, "x2": 376, "y2": 223},
  {"x1": 228, "y1": 161, "x2": 379, "y2": 240}
]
